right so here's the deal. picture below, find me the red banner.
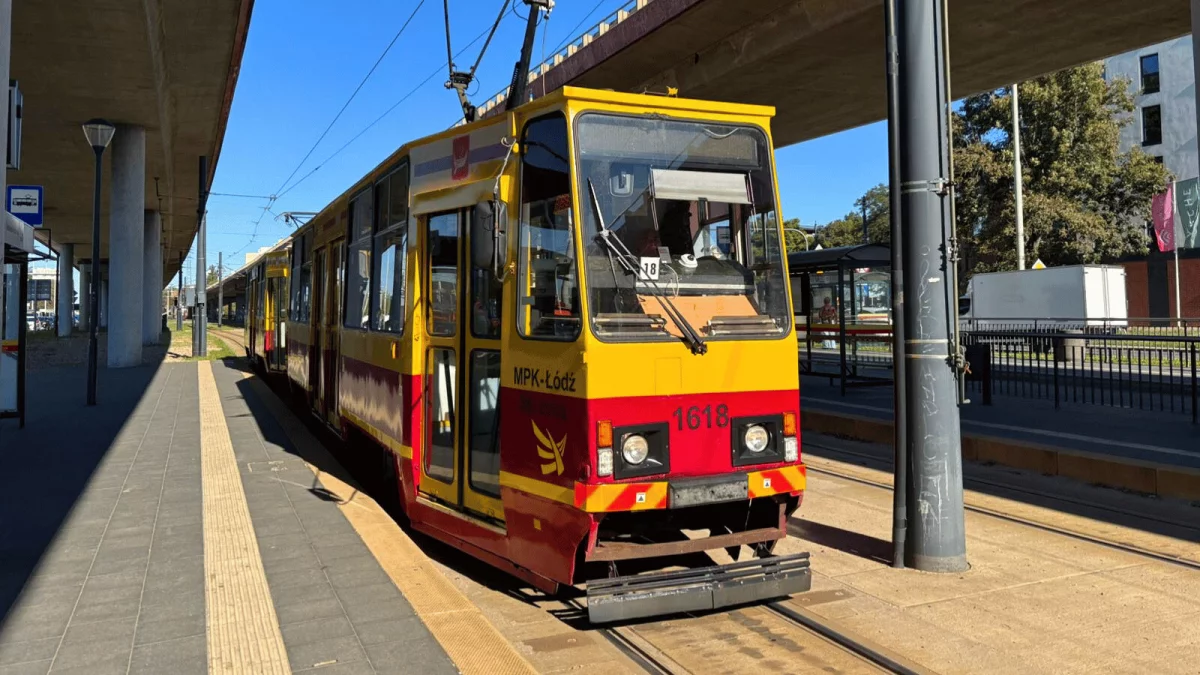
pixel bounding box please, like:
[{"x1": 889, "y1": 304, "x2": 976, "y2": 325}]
[{"x1": 1152, "y1": 184, "x2": 1176, "y2": 253}]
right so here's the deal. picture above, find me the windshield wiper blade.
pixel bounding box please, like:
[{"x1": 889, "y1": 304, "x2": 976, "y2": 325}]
[{"x1": 587, "y1": 179, "x2": 708, "y2": 355}]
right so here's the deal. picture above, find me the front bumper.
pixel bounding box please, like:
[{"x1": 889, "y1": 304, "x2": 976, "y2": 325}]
[{"x1": 586, "y1": 552, "x2": 811, "y2": 623}]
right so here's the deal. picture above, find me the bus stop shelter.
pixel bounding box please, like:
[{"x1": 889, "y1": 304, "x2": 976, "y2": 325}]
[
  {"x1": 2, "y1": 212, "x2": 39, "y2": 426},
  {"x1": 788, "y1": 244, "x2": 893, "y2": 394}
]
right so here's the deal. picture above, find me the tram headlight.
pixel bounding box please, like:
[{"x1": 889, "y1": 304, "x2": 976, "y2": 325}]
[
  {"x1": 743, "y1": 425, "x2": 770, "y2": 453},
  {"x1": 621, "y1": 435, "x2": 650, "y2": 465},
  {"x1": 784, "y1": 436, "x2": 799, "y2": 462}
]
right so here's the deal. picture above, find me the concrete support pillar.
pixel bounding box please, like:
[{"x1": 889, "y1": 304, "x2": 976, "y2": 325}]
[
  {"x1": 79, "y1": 264, "x2": 91, "y2": 331},
  {"x1": 142, "y1": 211, "x2": 162, "y2": 345},
  {"x1": 57, "y1": 244, "x2": 75, "y2": 337},
  {"x1": 107, "y1": 126, "x2": 145, "y2": 367}
]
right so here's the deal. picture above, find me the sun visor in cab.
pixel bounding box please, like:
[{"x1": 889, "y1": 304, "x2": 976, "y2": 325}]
[{"x1": 649, "y1": 169, "x2": 750, "y2": 205}]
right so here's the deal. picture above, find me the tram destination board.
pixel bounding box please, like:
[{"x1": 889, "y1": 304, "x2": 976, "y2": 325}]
[{"x1": 669, "y1": 474, "x2": 748, "y2": 508}]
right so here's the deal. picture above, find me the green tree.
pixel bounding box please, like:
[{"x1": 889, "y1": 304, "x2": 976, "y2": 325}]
[
  {"x1": 782, "y1": 217, "x2": 813, "y2": 252},
  {"x1": 954, "y1": 63, "x2": 1169, "y2": 276},
  {"x1": 206, "y1": 264, "x2": 220, "y2": 287},
  {"x1": 814, "y1": 183, "x2": 891, "y2": 248}
]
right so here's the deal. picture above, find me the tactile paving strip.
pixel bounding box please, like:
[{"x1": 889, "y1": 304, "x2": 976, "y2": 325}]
[
  {"x1": 199, "y1": 361, "x2": 292, "y2": 675},
  {"x1": 240, "y1": 369, "x2": 538, "y2": 675}
]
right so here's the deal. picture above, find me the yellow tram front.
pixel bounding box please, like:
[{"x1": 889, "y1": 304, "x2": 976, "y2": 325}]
[
  {"x1": 401, "y1": 88, "x2": 808, "y2": 622},
  {"x1": 245, "y1": 248, "x2": 290, "y2": 372}
]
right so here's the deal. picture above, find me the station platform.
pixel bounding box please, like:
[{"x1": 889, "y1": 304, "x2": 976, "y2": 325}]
[
  {"x1": 0, "y1": 354, "x2": 1198, "y2": 673},
  {"x1": 801, "y1": 375, "x2": 1200, "y2": 501}
]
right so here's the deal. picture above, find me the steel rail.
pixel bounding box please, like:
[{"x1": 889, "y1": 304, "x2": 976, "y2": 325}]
[{"x1": 764, "y1": 602, "x2": 921, "y2": 675}]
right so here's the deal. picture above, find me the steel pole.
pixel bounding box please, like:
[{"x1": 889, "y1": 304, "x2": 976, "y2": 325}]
[
  {"x1": 194, "y1": 156, "x2": 208, "y2": 357},
  {"x1": 195, "y1": 214, "x2": 207, "y2": 356},
  {"x1": 896, "y1": 0, "x2": 967, "y2": 572},
  {"x1": 217, "y1": 251, "x2": 223, "y2": 327},
  {"x1": 1012, "y1": 84, "x2": 1025, "y2": 270},
  {"x1": 884, "y1": 0, "x2": 908, "y2": 569},
  {"x1": 86, "y1": 148, "x2": 103, "y2": 405},
  {"x1": 1174, "y1": 245, "x2": 1182, "y2": 328},
  {"x1": 176, "y1": 252, "x2": 183, "y2": 331},
  {"x1": 192, "y1": 239, "x2": 199, "y2": 356},
  {"x1": 862, "y1": 199, "x2": 869, "y2": 244}
]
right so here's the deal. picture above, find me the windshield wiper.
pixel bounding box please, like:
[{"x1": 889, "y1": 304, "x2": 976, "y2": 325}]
[{"x1": 587, "y1": 179, "x2": 708, "y2": 355}]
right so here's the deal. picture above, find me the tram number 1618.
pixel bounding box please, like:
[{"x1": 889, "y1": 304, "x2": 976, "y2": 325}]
[{"x1": 672, "y1": 404, "x2": 729, "y2": 431}]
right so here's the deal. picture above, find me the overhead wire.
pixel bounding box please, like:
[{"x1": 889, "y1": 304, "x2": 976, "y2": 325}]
[
  {"x1": 231, "y1": 1, "x2": 427, "y2": 258},
  {"x1": 443, "y1": 0, "x2": 456, "y2": 77},
  {"x1": 273, "y1": 16, "x2": 514, "y2": 201},
  {"x1": 467, "y1": 0, "x2": 511, "y2": 78},
  {"x1": 273, "y1": 0, "x2": 428, "y2": 198}
]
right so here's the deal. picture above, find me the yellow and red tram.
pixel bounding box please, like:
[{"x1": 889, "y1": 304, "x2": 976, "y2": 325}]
[
  {"x1": 245, "y1": 247, "x2": 290, "y2": 373},
  {"x1": 270, "y1": 87, "x2": 809, "y2": 622}
]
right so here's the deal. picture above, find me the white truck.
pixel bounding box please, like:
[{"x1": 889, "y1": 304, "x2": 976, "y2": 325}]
[{"x1": 959, "y1": 265, "x2": 1127, "y2": 327}]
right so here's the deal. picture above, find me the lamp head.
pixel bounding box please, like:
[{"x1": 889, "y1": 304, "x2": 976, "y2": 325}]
[{"x1": 81, "y1": 119, "x2": 116, "y2": 152}]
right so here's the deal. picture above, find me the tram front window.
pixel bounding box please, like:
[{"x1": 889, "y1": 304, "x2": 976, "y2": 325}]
[{"x1": 576, "y1": 114, "x2": 790, "y2": 343}]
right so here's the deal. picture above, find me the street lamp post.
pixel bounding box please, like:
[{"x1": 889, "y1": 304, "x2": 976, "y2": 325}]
[
  {"x1": 82, "y1": 119, "x2": 115, "y2": 406},
  {"x1": 783, "y1": 227, "x2": 813, "y2": 251}
]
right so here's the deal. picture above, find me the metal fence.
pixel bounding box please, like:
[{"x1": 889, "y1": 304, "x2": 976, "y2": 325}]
[
  {"x1": 798, "y1": 320, "x2": 893, "y2": 394},
  {"x1": 962, "y1": 328, "x2": 1199, "y2": 422},
  {"x1": 798, "y1": 316, "x2": 1200, "y2": 422},
  {"x1": 960, "y1": 317, "x2": 1200, "y2": 340}
]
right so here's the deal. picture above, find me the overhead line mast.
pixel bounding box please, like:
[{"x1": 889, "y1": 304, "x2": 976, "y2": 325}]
[{"x1": 506, "y1": 0, "x2": 554, "y2": 113}]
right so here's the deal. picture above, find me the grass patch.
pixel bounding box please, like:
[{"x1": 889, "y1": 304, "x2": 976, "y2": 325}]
[{"x1": 163, "y1": 325, "x2": 236, "y2": 361}]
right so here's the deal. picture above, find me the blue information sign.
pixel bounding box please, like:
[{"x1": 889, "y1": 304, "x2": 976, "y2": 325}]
[{"x1": 6, "y1": 185, "x2": 43, "y2": 226}]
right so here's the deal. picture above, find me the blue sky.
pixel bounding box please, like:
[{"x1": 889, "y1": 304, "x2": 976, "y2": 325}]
[{"x1": 198, "y1": 0, "x2": 888, "y2": 283}]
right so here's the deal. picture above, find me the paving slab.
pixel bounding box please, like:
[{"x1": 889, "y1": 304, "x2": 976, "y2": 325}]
[
  {"x1": 207, "y1": 359, "x2": 458, "y2": 675},
  {"x1": 0, "y1": 361, "x2": 203, "y2": 675},
  {"x1": 776, "y1": 452, "x2": 1200, "y2": 674}
]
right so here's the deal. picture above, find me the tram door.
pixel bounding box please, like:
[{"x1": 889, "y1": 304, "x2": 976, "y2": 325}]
[
  {"x1": 246, "y1": 274, "x2": 257, "y2": 355},
  {"x1": 271, "y1": 277, "x2": 288, "y2": 371},
  {"x1": 311, "y1": 248, "x2": 326, "y2": 418},
  {"x1": 419, "y1": 208, "x2": 504, "y2": 522},
  {"x1": 326, "y1": 242, "x2": 343, "y2": 427}
]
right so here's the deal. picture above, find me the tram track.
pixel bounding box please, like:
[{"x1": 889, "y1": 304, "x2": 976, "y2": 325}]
[
  {"x1": 580, "y1": 595, "x2": 918, "y2": 674},
  {"x1": 210, "y1": 327, "x2": 246, "y2": 354},
  {"x1": 804, "y1": 440, "x2": 1200, "y2": 572},
  {"x1": 762, "y1": 602, "x2": 922, "y2": 675}
]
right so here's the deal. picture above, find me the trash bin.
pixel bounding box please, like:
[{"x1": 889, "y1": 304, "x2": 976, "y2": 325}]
[
  {"x1": 965, "y1": 343, "x2": 992, "y2": 405},
  {"x1": 1054, "y1": 329, "x2": 1084, "y2": 363}
]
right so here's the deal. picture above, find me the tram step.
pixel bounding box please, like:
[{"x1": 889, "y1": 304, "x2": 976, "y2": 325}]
[{"x1": 586, "y1": 551, "x2": 811, "y2": 624}]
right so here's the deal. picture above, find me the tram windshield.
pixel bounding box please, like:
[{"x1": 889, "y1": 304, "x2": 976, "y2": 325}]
[{"x1": 575, "y1": 113, "x2": 790, "y2": 343}]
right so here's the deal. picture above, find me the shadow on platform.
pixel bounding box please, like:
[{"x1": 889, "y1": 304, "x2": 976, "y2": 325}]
[
  {"x1": 226, "y1": 362, "x2": 552, "y2": 612},
  {"x1": 0, "y1": 346, "x2": 167, "y2": 626}
]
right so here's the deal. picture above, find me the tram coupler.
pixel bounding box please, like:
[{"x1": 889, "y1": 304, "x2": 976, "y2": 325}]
[{"x1": 585, "y1": 551, "x2": 811, "y2": 624}]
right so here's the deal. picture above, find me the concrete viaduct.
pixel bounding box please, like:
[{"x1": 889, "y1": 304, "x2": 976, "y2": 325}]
[
  {"x1": 476, "y1": 0, "x2": 1196, "y2": 148},
  {"x1": 2, "y1": 0, "x2": 252, "y2": 367}
]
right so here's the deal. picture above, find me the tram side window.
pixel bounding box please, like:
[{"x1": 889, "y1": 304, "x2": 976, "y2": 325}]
[
  {"x1": 427, "y1": 212, "x2": 459, "y2": 337},
  {"x1": 297, "y1": 235, "x2": 313, "y2": 323},
  {"x1": 289, "y1": 238, "x2": 303, "y2": 318},
  {"x1": 517, "y1": 112, "x2": 580, "y2": 340},
  {"x1": 344, "y1": 189, "x2": 374, "y2": 329},
  {"x1": 372, "y1": 164, "x2": 409, "y2": 334}
]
